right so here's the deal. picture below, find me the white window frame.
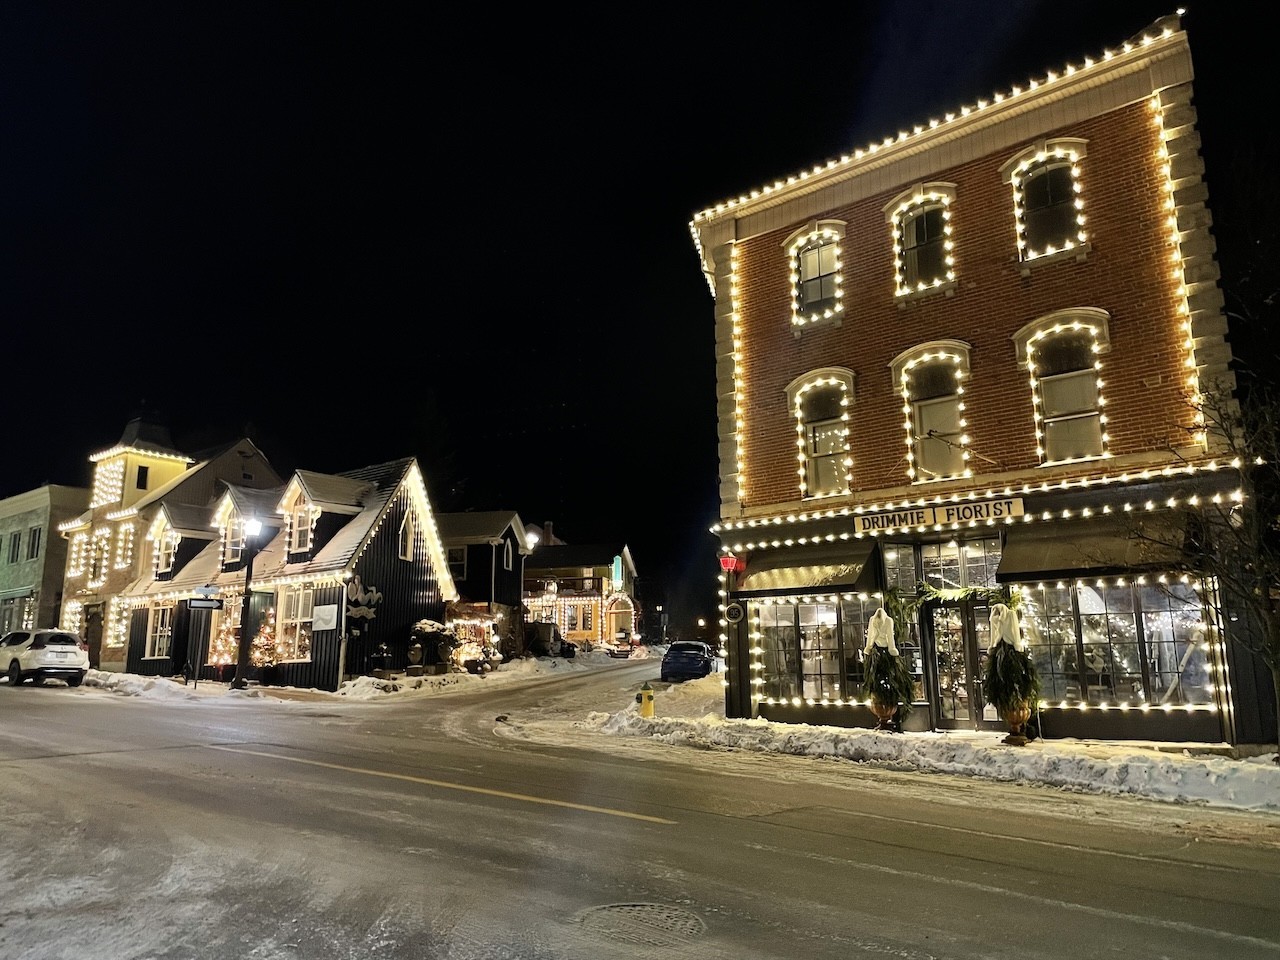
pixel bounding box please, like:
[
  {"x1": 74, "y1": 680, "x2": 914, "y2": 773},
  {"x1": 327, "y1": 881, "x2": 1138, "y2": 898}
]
[
  {"x1": 26, "y1": 527, "x2": 41, "y2": 560},
  {"x1": 1000, "y1": 138, "x2": 1089, "y2": 264},
  {"x1": 447, "y1": 546, "x2": 467, "y2": 580},
  {"x1": 157, "y1": 528, "x2": 179, "y2": 574},
  {"x1": 1013, "y1": 308, "x2": 1112, "y2": 465},
  {"x1": 786, "y1": 368, "x2": 855, "y2": 500},
  {"x1": 145, "y1": 602, "x2": 175, "y2": 659},
  {"x1": 399, "y1": 513, "x2": 415, "y2": 561},
  {"x1": 275, "y1": 583, "x2": 314, "y2": 662},
  {"x1": 290, "y1": 500, "x2": 313, "y2": 554},
  {"x1": 784, "y1": 220, "x2": 846, "y2": 333},
  {"x1": 890, "y1": 341, "x2": 973, "y2": 483},
  {"x1": 884, "y1": 182, "x2": 956, "y2": 298},
  {"x1": 503, "y1": 538, "x2": 513, "y2": 571},
  {"x1": 224, "y1": 516, "x2": 245, "y2": 565}
]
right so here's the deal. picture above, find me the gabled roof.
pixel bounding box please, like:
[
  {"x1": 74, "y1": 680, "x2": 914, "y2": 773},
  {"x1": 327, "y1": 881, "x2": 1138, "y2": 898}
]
[
  {"x1": 115, "y1": 437, "x2": 275, "y2": 518},
  {"x1": 278, "y1": 469, "x2": 371, "y2": 516},
  {"x1": 525, "y1": 543, "x2": 636, "y2": 575},
  {"x1": 121, "y1": 456, "x2": 458, "y2": 602},
  {"x1": 220, "y1": 484, "x2": 287, "y2": 527},
  {"x1": 154, "y1": 501, "x2": 218, "y2": 539},
  {"x1": 436, "y1": 510, "x2": 531, "y2": 554}
]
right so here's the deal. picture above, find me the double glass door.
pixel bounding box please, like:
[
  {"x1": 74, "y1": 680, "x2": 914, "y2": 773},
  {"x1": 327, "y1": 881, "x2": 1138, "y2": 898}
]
[{"x1": 929, "y1": 601, "x2": 997, "y2": 729}]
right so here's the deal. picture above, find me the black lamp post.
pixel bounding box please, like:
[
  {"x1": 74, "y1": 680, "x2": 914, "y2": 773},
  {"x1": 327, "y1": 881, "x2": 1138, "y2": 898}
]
[{"x1": 230, "y1": 517, "x2": 263, "y2": 690}]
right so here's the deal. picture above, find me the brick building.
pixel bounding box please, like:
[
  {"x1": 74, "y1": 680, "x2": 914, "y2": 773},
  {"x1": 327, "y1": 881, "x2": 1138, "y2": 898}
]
[{"x1": 691, "y1": 13, "x2": 1273, "y2": 746}]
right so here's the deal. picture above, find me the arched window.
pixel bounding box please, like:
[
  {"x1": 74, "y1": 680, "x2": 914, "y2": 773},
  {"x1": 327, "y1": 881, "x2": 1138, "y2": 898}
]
[
  {"x1": 784, "y1": 220, "x2": 846, "y2": 331},
  {"x1": 1014, "y1": 309, "x2": 1111, "y2": 463},
  {"x1": 890, "y1": 341, "x2": 972, "y2": 482},
  {"x1": 885, "y1": 183, "x2": 956, "y2": 296},
  {"x1": 1001, "y1": 138, "x2": 1088, "y2": 262},
  {"x1": 786, "y1": 369, "x2": 855, "y2": 499}
]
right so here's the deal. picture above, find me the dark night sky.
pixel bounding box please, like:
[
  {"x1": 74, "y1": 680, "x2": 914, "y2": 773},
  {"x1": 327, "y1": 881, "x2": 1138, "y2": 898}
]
[{"x1": 0, "y1": 2, "x2": 1270, "y2": 635}]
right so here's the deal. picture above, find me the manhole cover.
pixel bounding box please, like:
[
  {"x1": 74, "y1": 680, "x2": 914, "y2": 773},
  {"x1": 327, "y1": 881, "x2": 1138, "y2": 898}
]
[{"x1": 573, "y1": 903, "x2": 706, "y2": 947}]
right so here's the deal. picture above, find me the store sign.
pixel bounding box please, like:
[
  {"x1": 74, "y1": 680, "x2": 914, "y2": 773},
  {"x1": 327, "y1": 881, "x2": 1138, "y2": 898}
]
[{"x1": 854, "y1": 497, "x2": 1024, "y2": 534}]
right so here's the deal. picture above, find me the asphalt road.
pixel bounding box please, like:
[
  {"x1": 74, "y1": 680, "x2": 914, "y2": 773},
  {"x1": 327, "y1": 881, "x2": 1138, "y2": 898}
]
[{"x1": 2, "y1": 662, "x2": 1279, "y2": 960}]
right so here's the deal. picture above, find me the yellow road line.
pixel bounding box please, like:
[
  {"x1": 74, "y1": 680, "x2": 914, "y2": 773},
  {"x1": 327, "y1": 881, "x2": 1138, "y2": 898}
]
[{"x1": 206, "y1": 744, "x2": 677, "y2": 824}]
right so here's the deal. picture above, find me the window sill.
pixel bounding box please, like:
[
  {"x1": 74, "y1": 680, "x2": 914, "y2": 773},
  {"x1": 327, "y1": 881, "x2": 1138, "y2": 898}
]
[
  {"x1": 1038, "y1": 453, "x2": 1110, "y2": 468},
  {"x1": 142, "y1": 656, "x2": 170, "y2": 661},
  {"x1": 910, "y1": 472, "x2": 971, "y2": 485},
  {"x1": 896, "y1": 280, "x2": 957, "y2": 307},
  {"x1": 790, "y1": 314, "x2": 843, "y2": 339},
  {"x1": 1017, "y1": 242, "x2": 1091, "y2": 276}
]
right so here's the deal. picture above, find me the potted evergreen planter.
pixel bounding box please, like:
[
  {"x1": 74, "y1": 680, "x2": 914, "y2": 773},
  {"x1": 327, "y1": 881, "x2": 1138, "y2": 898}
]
[
  {"x1": 862, "y1": 608, "x2": 916, "y2": 732},
  {"x1": 981, "y1": 603, "x2": 1042, "y2": 746}
]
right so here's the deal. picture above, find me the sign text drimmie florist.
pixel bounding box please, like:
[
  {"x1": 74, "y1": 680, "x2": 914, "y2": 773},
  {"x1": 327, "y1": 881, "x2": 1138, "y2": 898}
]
[{"x1": 854, "y1": 498, "x2": 1024, "y2": 534}]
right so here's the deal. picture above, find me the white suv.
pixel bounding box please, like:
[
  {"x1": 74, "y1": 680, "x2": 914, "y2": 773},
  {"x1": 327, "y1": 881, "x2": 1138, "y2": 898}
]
[{"x1": 1, "y1": 630, "x2": 90, "y2": 687}]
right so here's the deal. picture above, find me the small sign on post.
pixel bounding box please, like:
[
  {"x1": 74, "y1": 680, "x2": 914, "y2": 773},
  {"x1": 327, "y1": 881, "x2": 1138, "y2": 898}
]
[{"x1": 187, "y1": 597, "x2": 224, "y2": 610}]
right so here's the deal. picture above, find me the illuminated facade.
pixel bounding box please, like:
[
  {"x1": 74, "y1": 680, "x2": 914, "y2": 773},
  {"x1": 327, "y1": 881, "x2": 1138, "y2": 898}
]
[
  {"x1": 57, "y1": 417, "x2": 281, "y2": 671},
  {"x1": 0, "y1": 484, "x2": 89, "y2": 634},
  {"x1": 437, "y1": 510, "x2": 532, "y2": 662},
  {"x1": 117, "y1": 457, "x2": 457, "y2": 691},
  {"x1": 523, "y1": 542, "x2": 638, "y2": 652},
  {"x1": 690, "y1": 14, "x2": 1273, "y2": 745}
]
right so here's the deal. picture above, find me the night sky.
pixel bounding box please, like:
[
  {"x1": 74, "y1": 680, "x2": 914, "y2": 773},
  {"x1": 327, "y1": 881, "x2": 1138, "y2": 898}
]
[{"x1": 1, "y1": 2, "x2": 1271, "y2": 635}]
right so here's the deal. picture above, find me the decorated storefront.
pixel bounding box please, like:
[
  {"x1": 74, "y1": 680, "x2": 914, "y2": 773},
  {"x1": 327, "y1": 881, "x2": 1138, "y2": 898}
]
[{"x1": 719, "y1": 475, "x2": 1271, "y2": 746}]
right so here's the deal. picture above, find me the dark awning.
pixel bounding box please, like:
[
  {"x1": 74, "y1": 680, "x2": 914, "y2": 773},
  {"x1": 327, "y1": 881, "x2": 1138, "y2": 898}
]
[
  {"x1": 737, "y1": 538, "x2": 880, "y2": 595},
  {"x1": 995, "y1": 515, "x2": 1190, "y2": 583}
]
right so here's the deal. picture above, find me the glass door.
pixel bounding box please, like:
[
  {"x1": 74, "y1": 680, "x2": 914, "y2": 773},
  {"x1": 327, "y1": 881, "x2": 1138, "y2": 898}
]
[{"x1": 929, "y1": 601, "x2": 995, "y2": 729}]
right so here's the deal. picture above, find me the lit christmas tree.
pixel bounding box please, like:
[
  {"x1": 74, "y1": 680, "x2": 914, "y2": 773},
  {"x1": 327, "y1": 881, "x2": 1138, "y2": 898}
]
[
  {"x1": 250, "y1": 607, "x2": 277, "y2": 667},
  {"x1": 208, "y1": 604, "x2": 241, "y2": 666}
]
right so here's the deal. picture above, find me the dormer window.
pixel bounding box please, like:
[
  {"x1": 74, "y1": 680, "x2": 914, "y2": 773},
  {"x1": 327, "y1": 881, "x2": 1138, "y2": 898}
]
[
  {"x1": 504, "y1": 539, "x2": 513, "y2": 572},
  {"x1": 157, "y1": 529, "x2": 179, "y2": 574},
  {"x1": 224, "y1": 516, "x2": 246, "y2": 565},
  {"x1": 290, "y1": 501, "x2": 313, "y2": 554}
]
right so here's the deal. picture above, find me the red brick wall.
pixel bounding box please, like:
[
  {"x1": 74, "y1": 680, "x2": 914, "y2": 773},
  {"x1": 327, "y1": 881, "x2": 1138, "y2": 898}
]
[{"x1": 734, "y1": 101, "x2": 1192, "y2": 508}]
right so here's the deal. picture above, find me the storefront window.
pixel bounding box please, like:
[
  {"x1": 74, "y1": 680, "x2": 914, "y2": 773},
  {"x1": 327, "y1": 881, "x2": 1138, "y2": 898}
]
[
  {"x1": 1015, "y1": 577, "x2": 1218, "y2": 707},
  {"x1": 799, "y1": 602, "x2": 840, "y2": 698},
  {"x1": 758, "y1": 605, "x2": 798, "y2": 700}
]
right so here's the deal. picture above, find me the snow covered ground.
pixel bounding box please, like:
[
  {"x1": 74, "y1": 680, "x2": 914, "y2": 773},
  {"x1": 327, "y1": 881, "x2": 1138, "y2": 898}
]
[{"x1": 76, "y1": 646, "x2": 1280, "y2": 814}]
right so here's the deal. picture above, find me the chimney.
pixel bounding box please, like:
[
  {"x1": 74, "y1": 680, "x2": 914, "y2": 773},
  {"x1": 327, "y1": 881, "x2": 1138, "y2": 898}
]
[{"x1": 544, "y1": 521, "x2": 554, "y2": 545}]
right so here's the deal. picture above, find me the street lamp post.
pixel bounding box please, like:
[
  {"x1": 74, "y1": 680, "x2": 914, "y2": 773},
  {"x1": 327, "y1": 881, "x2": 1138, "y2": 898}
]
[{"x1": 230, "y1": 517, "x2": 263, "y2": 690}]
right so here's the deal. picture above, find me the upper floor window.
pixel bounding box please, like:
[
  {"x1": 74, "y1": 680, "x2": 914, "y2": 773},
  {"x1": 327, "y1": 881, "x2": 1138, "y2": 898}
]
[
  {"x1": 136, "y1": 465, "x2": 149, "y2": 490},
  {"x1": 26, "y1": 527, "x2": 41, "y2": 560},
  {"x1": 891, "y1": 342, "x2": 972, "y2": 482},
  {"x1": 885, "y1": 183, "x2": 956, "y2": 297},
  {"x1": 785, "y1": 220, "x2": 846, "y2": 332},
  {"x1": 503, "y1": 538, "x2": 513, "y2": 571},
  {"x1": 1014, "y1": 308, "x2": 1111, "y2": 464},
  {"x1": 224, "y1": 517, "x2": 244, "y2": 565},
  {"x1": 290, "y1": 501, "x2": 313, "y2": 554},
  {"x1": 157, "y1": 529, "x2": 179, "y2": 574},
  {"x1": 447, "y1": 546, "x2": 466, "y2": 581},
  {"x1": 399, "y1": 513, "x2": 415, "y2": 562},
  {"x1": 1001, "y1": 138, "x2": 1088, "y2": 263},
  {"x1": 8, "y1": 532, "x2": 20, "y2": 563},
  {"x1": 786, "y1": 368, "x2": 855, "y2": 500}
]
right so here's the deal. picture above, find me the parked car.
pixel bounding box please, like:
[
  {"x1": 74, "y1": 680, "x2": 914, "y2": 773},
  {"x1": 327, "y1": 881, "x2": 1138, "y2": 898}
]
[
  {"x1": 1, "y1": 630, "x2": 90, "y2": 687},
  {"x1": 660, "y1": 640, "x2": 715, "y2": 683}
]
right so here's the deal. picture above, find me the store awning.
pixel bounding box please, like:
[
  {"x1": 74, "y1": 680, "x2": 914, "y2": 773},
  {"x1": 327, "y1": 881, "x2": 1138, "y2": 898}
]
[
  {"x1": 737, "y1": 539, "x2": 880, "y2": 594},
  {"x1": 995, "y1": 515, "x2": 1190, "y2": 583},
  {"x1": 0, "y1": 587, "x2": 34, "y2": 602}
]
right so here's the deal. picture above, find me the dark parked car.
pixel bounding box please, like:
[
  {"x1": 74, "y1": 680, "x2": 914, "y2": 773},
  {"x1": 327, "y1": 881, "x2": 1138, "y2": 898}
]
[{"x1": 660, "y1": 640, "x2": 715, "y2": 683}]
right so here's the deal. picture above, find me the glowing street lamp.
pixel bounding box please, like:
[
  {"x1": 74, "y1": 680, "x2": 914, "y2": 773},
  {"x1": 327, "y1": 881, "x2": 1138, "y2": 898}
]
[{"x1": 230, "y1": 517, "x2": 263, "y2": 690}]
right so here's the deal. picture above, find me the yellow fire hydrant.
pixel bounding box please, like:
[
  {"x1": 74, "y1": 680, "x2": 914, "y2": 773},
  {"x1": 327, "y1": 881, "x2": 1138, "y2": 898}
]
[{"x1": 635, "y1": 681, "x2": 655, "y2": 718}]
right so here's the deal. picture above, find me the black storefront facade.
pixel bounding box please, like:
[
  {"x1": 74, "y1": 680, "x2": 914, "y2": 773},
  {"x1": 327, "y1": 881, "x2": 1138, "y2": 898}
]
[{"x1": 719, "y1": 472, "x2": 1276, "y2": 748}]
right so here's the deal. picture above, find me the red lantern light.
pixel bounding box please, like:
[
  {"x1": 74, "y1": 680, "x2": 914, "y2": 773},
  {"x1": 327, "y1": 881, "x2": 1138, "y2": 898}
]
[{"x1": 719, "y1": 555, "x2": 744, "y2": 573}]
